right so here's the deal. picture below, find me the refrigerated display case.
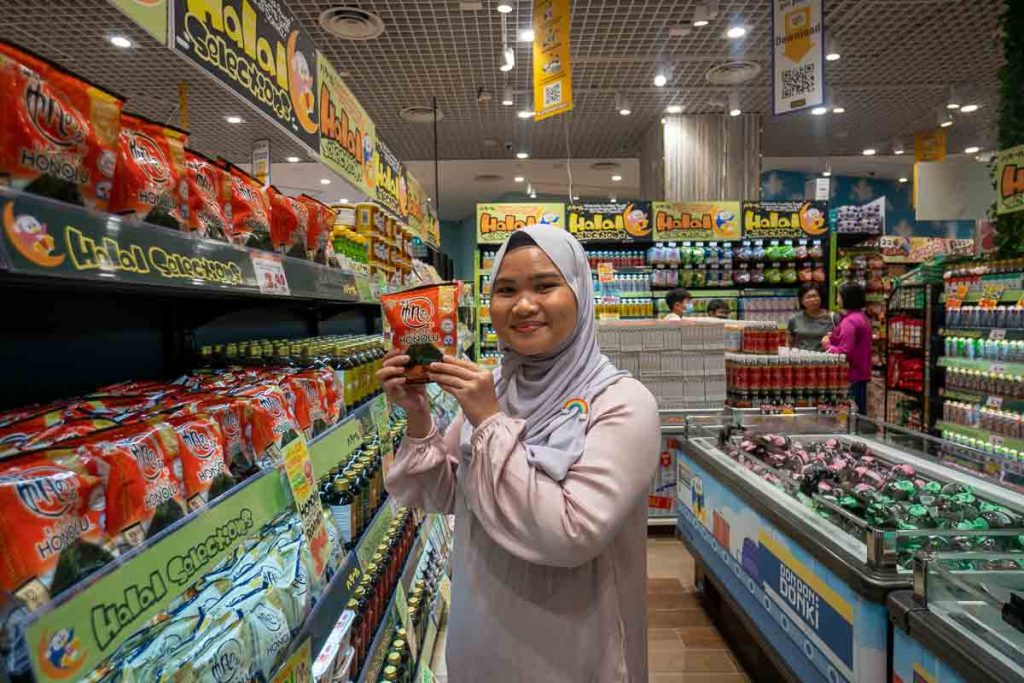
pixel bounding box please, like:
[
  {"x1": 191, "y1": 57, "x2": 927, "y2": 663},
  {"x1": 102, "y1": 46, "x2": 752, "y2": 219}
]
[{"x1": 670, "y1": 410, "x2": 1024, "y2": 683}]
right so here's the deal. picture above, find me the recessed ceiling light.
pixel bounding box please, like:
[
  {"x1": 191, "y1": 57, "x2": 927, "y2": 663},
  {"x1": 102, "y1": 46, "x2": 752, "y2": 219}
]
[
  {"x1": 516, "y1": 151, "x2": 529, "y2": 159},
  {"x1": 110, "y1": 35, "x2": 133, "y2": 49},
  {"x1": 225, "y1": 115, "x2": 243, "y2": 124},
  {"x1": 899, "y1": 177, "x2": 908, "y2": 183},
  {"x1": 611, "y1": 174, "x2": 622, "y2": 182},
  {"x1": 500, "y1": 47, "x2": 515, "y2": 72},
  {"x1": 832, "y1": 106, "x2": 845, "y2": 114},
  {"x1": 610, "y1": 197, "x2": 617, "y2": 202},
  {"x1": 946, "y1": 102, "x2": 960, "y2": 110},
  {"x1": 320, "y1": 178, "x2": 331, "y2": 185},
  {"x1": 496, "y1": 2, "x2": 512, "y2": 13},
  {"x1": 572, "y1": 195, "x2": 580, "y2": 201},
  {"x1": 529, "y1": 191, "x2": 537, "y2": 198},
  {"x1": 653, "y1": 74, "x2": 668, "y2": 87},
  {"x1": 894, "y1": 149, "x2": 905, "y2": 155},
  {"x1": 340, "y1": 198, "x2": 350, "y2": 203},
  {"x1": 693, "y1": 19, "x2": 709, "y2": 27},
  {"x1": 692, "y1": 4, "x2": 710, "y2": 27},
  {"x1": 726, "y1": 26, "x2": 747, "y2": 39},
  {"x1": 965, "y1": 146, "x2": 980, "y2": 154},
  {"x1": 514, "y1": 176, "x2": 525, "y2": 182},
  {"x1": 862, "y1": 148, "x2": 877, "y2": 156},
  {"x1": 517, "y1": 109, "x2": 534, "y2": 119},
  {"x1": 822, "y1": 171, "x2": 832, "y2": 177},
  {"x1": 811, "y1": 106, "x2": 827, "y2": 116},
  {"x1": 666, "y1": 104, "x2": 683, "y2": 114},
  {"x1": 286, "y1": 156, "x2": 300, "y2": 163},
  {"x1": 615, "y1": 93, "x2": 631, "y2": 116},
  {"x1": 938, "y1": 110, "x2": 954, "y2": 128},
  {"x1": 940, "y1": 119, "x2": 953, "y2": 128},
  {"x1": 502, "y1": 86, "x2": 514, "y2": 106},
  {"x1": 824, "y1": 33, "x2": 840, "y2": 61},
  {"x1": 518, "y1": 28, "x2": 534, "y2": 42},
  {"x1": 960, "y1": 104, "x2": 980, "y2": 113},
  {"x1": 728, "y1": 92, "x2": 741, "y2": 117}
]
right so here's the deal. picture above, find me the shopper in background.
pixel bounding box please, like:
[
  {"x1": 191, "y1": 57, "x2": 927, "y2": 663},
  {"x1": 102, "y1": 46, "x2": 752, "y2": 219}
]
[
  {"x1": 824, "y1": 281, "x2": 873, "y2": 414},
  {"x1": 379, "y1": 226, "x2": 659, "y2": 682},
  {"x1": 787, "y1": 283, "x2": 837, "y2": 350},
  {"x1": 706, "y1": 299, "x2": 731, "y2": 319},
  {"x1": 664, "y1": 287, "x2": 692, "y2": 320}
]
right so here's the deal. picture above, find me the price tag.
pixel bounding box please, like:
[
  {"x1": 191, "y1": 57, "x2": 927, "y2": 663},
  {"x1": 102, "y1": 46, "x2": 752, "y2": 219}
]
[
  {"x1": 989, "y1": 434, "x2": 1005, "y2": 447},
  {"x1": 986, "y1": 395, "x2": 1004, "y2": 409},
  {"x1": 946, "y1": 283, "x2": 969, "y2": 310},
  {"x1": 250, "y1": 253, "x2": 290, "y2": 295},
  {"x1": 990, "y1": 328, "x2": 1007, "y2": 340},
  {"x1": 992, "y1": 363, "x2": 1007, "y2": 374},
  {"x1": 597, "y1": 262, "x2": 615, "y2": 284},
  {"x1": 979, "y1": 284, "x2": 1007, "y2": 310}
]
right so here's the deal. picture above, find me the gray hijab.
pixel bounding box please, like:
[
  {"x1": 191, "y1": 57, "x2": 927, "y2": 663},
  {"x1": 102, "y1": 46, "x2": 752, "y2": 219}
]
[{"x1": 460, "y1": 225, "x2": 628, "y2": 481}]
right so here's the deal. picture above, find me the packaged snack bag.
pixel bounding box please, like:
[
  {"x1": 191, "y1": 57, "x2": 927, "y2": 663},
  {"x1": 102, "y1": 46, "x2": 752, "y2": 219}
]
[
  {"x1": 0, "y1": 41, "x2": 122, "y2": 210},
  {"x1": 229, "y1": 384, "x2": 301, "y2": 466},
  {"x1": 381, "y1": 282, "x2": 460, "y2": 383},
  {"x1": 0, "y1": 450, "x2": 113, "y2": 609},
  {"x1": 19, "y1": 418, "x2": 118, "y2": 451},
  {"x1": 184, "y1": 150, "x2": 231, "y2": 241},
  {"x1": 167, "y1": 394, "x2": 256, "y2": 478},
  {"x1": 0, "y1": 409, "x2": 66, "y2": 456},
  {"x1": 297, "y1": 194, "x2": 338, "y2": 264},
  {"x1": 267, "y1": 186, "x2": 309, "y2": 259},
  {"x1": 167, "y1": 414, "x2": 235, "y2": 511},
  {"x1": 108, "y1": 113, "x2": 189, "y2": 230},
  {"x1": 226, "y1": 164, "x2": 272, "y2": 251}
]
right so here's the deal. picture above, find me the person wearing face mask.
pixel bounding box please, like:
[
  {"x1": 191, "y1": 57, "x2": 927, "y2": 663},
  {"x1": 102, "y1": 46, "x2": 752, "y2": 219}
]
[
  {"x1": 379, "y1": 227, "x2": 660, "y2": 682},
  {"x1": 787, "y1": 283, "x2": 836, "y2": 351},
  {"x1": 663, "y1": 287, "x2": 692, "y2": 320}
]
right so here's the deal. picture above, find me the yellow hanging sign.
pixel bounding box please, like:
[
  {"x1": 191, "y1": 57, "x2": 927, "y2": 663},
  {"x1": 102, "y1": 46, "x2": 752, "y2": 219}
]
[{"x1": 532, "y1": 0, "x2": 573, "y2": 121}]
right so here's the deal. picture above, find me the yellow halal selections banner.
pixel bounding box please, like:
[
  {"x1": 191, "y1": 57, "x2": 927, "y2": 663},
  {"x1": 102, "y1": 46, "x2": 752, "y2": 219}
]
[
  {"x1": 914, "y1": 129, "x2": 948, "y2": 162},
  {"x1": 425, "y1": 204, "x2": 441, "y2": 249},
  {"x1": 109, "y1": 0, "x2": 169, "y2": 43},
  {"x1": 532, "y1": 0, "x2": 573, "y2": 121},
  {"x1": 477, "y1": 203, "x2": 565, "y2": 243},
  {"x1": 652, "y1": 201, "x2": 741, "y2": 240},
  {"x1": 318, "y1": 53, "x2": 377, "y2": 197},
  {"x1": 996, "y1": 143, "x2": 1024, "y2": 215},
  {"x1": 406, "y1": 174, "x2": 427, "y2": 235}
]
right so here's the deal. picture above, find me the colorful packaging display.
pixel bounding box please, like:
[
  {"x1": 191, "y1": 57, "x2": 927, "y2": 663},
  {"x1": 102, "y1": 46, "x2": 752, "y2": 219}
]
[
  {"x1": 0, "y1": 41, "x2": 122, "y2": 210},
  {"x1": 226, "y1": 164, "x2": 272, "y2": 250},
  {"x1": 297, "y1": 194, "x2": 338, "y2": 265},
  {"x1": 108, "y1": 113, "x2": 189, "y2": 229},
  {"x1": 184, "y1": 149, "x2": 231, "y2": 241},
  {"x1": 268, "y1": 185, "x2": 310, "y2": 259},
  {"x1": 381, "y1": 283, "x2": 461, "y2": 383},
  {"x1": 725, "y1": 350, "x2": 849, "y2": 408}
]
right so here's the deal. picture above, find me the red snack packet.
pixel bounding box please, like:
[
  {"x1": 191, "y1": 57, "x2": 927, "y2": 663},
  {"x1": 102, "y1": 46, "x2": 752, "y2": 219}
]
[
  {"x1": 80, "y1": 421, "x2": 188, "y2": 549},
  {"x1": 185, "y1": 149, "x2": 231, "y2": 241},
  {"x1": 297, "y1": 195, "x2": 338, "y2": 265},
  {"x1": 280, "y1": 374, "x2": 316, "y2": 439},
  {"x1": 381, "y1": 282, "x2": 461, "y2": 383},
  {"x1": 167, "y1": 394, "x2": 256, "y2": 479},
  {"x1": 227, "y1": 164, "x2": 272, "y2": 251},
  {"x1": 19, "y1": 418, "x2": 118, "y2": 452},
  {"x1": 0, "y1": 41, "x2": 122, "y2": 210},
  {"x1": 267, "y1": 186, "x2": 310, "y2": 259},
  {"x1": 230, "y1": 384, "x2": 301, "y2": 465},
  {"x1": 108, "y1": 112, "x2": 189, "y2": 230},
  {"x1": 167, "y1": 414, "x2": 234, "y2": 511},
  {"x1": 0, "y1": 409, "x2": 66, "y2": 456},
  {"x1": 0, "y1": 449, "x2": 113, "y2": 609}
]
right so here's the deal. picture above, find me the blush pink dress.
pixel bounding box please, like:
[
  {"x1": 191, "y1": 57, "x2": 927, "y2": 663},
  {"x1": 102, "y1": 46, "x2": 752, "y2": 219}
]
[{"x1": 385, "y1": 377, "x2": 660, "y2": 682}]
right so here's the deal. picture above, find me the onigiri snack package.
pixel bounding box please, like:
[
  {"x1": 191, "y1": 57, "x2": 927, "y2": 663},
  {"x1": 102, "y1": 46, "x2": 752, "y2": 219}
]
[
  {"x1": 167, "y1": 414, "x2": 235, "y2": 511},
  {"x1": 108, "y1": 113, "x2": 189, "y2": 230},
  {"x1": 0, "y1": 41, "x2": 122, "y2": 210},
  {"x1": 297, "y1": 194, "x2": 338, "y2": 264},
  {"x1": 381, "y1": 282, "x2": 461, "y2": 383},
  {"x1": 184, "y1": 149, "x2": 231, "y2": 241},
  {"x1": 267, "y1": 185, "x2": 310, "y2": 259},
  {"x1": 226, "y1": 164, "x2": 272, "y2": 250}
]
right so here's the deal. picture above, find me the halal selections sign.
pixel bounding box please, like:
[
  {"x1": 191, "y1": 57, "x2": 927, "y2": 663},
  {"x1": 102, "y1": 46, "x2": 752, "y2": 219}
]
[
  {"x1": 374, "y1": 136, "x2": 408, "y2": 219},
  {"x1": 772, "y1": 0, "x2": 824, "y2": 115},
  {"x1": 567, "y1": 201, "x2": 652, "y2": 242},
  {"x1": 424, "y1": 203, "x2": 441, "y2": 249},
  {"x1": 996, "y1": 143, "x2": 1024, "y2": 215},
  {"x1": 318, "y1": 53, "x2": 376, "y2": 197},
  {"x1": 476, "y1": 202, "x2": 565, "y2": 244},
  {"x1": 652, "y1": 201, "x2": 742, "y2": 240},
  {"x1": 172, "y1": 0, "x2": 319, "y2": 150},
  {"x1": 742, "y1": 200, "x2": 829, "y2": 238}
]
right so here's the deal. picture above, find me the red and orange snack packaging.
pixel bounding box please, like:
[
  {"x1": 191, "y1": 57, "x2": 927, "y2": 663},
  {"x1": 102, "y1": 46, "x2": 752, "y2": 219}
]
[
  {"x1": 108, "y1": 112, "x2": 189, "y2": 230},
  {"x1": 230, "y1": 384, "x2": 301, "y2": 465},
  {"x1": 226, "y1": 164, "x2": 273, "y2": 251},
  {"x1": 167, "y1": 414, "x2": 235, "y2": 511},
  {"x1": 0, "y1": 40, "x2": 123, "y2": 210},
  {"x1": 184, "y1": 149, "x2": 231, "y2": 241},
  {"x1": 381, "y1": 282, "x2": 461, "y2": 383},
  {"x1": 0, "y1": 449, "x2": 113, "y2": 609},
  {"x1": 167, "y1": 394, "x2": 257, "y2": 479},
  {"x1": 268, "y1": 185, "x2": 310, "y2": 259},
  {"x1": 297, "y1": 194, "x2": 338, "y2": 265}
]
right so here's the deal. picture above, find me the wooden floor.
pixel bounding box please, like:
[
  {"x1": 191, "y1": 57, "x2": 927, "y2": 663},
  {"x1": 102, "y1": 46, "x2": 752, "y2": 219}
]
[{"x1": 431, "y1": 536, "x2": 748, "y2": 682}]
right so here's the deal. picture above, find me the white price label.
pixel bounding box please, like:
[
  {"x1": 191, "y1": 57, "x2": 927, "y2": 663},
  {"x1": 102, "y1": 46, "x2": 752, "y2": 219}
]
[
  {"x1": 989, "y1": 434, "x2": 1005, "y2": 447},
  {"x1": 990, "y1": 328, "x2": 1007, "y2": 340},
  {"x1": 992, "y1": 363, "x2": 1007, "y2": 374},
  {"x1": 250, "y1": 254, "x2": 290, "y2": 295},
  {"x1": 986, "y1": 395, "x2": 1004, "y2": 409}
]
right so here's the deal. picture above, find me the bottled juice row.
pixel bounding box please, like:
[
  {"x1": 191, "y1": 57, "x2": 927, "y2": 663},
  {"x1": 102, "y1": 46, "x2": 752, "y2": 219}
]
[
  {"x1": 725, "y1": 353, "x2": 850, "y2": 407},
  {"x1": 943, "y1": 400, "x2": 1024, "y2": 440},
  {"x1": 945, "y1": 366, "x2": 1024, "y2": 399},
  {"x1": 723, "y1": 323, "x2": 788, "y2": 355},
  {"x1": 944, "y1": 335, "x2": 1024, "y2": 362}
]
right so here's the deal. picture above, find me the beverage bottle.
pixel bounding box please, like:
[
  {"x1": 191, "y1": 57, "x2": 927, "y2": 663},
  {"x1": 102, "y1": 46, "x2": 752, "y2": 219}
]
[{"x1": 327, "y1": 477, "x2": 354, "y2": 550}]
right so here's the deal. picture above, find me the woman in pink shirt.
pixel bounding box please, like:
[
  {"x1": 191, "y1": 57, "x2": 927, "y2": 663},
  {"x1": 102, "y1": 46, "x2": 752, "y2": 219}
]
[
  {"x1": 378, "y1": 226, "x2": 659, "y2": 682},
  {"x1": 824, "y1": 281, "x2": 873, "y2": 414}
]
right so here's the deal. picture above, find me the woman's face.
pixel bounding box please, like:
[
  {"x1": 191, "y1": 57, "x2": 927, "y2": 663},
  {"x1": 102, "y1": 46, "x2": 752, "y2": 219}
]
[
  {"x1": 802, "y1": 289, "x2": 822, "y2": 313},
  {"x1": 490, "y1": 246, "x2": 578, "y2": 356}
]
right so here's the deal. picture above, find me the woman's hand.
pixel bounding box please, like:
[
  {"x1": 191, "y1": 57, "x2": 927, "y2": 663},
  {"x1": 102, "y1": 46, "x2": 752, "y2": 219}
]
[
  {"x1": 377, "y1": 350, "x2": 431, "y2": 436},
  {"x1": 429, "y1": 356, "x2": 500, "y2": 428},
  {"x1": 822, "y1": 333, "x2": 831, "y2": 348}
]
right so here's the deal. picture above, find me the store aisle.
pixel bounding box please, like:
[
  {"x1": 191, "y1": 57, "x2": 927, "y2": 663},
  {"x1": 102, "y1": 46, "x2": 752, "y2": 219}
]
[{"x1": 647, "y1": 536, "x2": 749, "y2": 682}]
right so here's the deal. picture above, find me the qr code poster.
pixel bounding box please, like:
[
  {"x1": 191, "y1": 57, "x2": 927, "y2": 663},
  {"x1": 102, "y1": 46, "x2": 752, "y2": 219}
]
[
  {"x1": 772, "y1": 0, "x2": 825, "y2": 115},
  {"x1": 532, "y1": 0, "x2": 573, "y2": 121}
]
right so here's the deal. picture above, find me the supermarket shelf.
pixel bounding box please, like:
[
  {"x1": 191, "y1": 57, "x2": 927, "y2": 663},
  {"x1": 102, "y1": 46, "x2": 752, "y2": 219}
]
[
  {"x1": 946, "y1": 289, "x2": 1024, "y2": 304},
  {"x1": 651, "y1": 288, "x2": 742, "y2": 298},
  {"x1": 0, "y1": 188, "x2": 369, "y2": 304},
  {"x1": 938, "y1": 357, "x2": 1024, "y2": 375},
  {"x1": 935, "y1": 421, "x2": 1024, "y2": 452},
  {"x1": 648, "y1": 516, "x2": 677, "y2": 527},
  {"x1": 940, "y1": 327, "x2": 1024, "y2": 340},
  {"x1": 940, "y1": 388, "x2": 1024, "y2": 412}
]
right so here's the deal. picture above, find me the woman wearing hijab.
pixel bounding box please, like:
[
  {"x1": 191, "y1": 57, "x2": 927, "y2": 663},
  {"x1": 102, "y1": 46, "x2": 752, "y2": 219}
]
[{"x1": 379, "y1": 226, "x2": 660, "y2": 682}]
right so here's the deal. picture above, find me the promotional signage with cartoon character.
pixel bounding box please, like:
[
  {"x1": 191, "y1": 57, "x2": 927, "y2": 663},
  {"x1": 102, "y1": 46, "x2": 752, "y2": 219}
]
[
  {"x1": 652, "y1": 201, "x2": 742, "y2": 240},
  {"x1": 172, "y1": 0, "x2": 320, "y2": 150},
  {"x1": 318, "y1": 53, "x2": 377, "y2": 197},
  {"x1": 567, "y1": 201, "x2": 651, "y2": 241},
  {"x1": 406, "y1": 174, "x2": 427, "y2": 235},
  {"x1": 532, "y1": 0, "x2": 573, "y2": 121},
  {"x1": 374, "y1": 136, "x2": 408, "y2": 219},
  {"x1": 476, "y1": 202, "x2": 565, "y2": 244},
  {"x1": 742, "y1": 200, "x2": 829, "y2": 238}
]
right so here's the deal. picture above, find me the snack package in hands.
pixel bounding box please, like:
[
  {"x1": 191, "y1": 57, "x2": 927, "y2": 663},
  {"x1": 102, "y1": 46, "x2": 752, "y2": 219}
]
[
  {"x1": 381, "y1": 282, "x2": 460, "y2": 383},
  {"x1": 226, "y1": 164, "x2": 272, "y2": 250},
  {"x1": 0, "y1": 41, "x2": 122, "y2": 210},
  {"x1": 184, "y1": 149, "x2": 231, "y2": 241},
  {"x1": 108, "y1": 113, "x2": 189, "y2": 230}
]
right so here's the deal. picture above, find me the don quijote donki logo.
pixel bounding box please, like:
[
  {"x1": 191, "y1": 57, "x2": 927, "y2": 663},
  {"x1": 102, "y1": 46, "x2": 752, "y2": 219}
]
[
  {"x1": 3, "y1": 466, "x2": 78, "y2": 518},
  {"x1": 24, "y1": 79, "x2": 86, "y2": 148},
  {"x1": 400, "y1": 297, "x2": 434, "y2": 329},
  {"x1": 126, "y1": 131, "x2": 170, "y2": 185}
]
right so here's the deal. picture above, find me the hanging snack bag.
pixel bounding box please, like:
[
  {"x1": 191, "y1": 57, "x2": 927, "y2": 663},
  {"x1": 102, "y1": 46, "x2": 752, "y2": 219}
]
[
  {"x1": 0, "y1": 41, "x2": 122, "y2": 210},
  {"x1": 167, "y1": 414, "x2": 235, "y2": 511},
  {"x1": 267, "y1": 186, "x2": 310, "y2": 259},
  {"x1": 0, "y1": 449, "x2": 113, "y2": 609},
  {"x1": 227, "y1": 164, "x2": 273, "y2": 251},
  {"x1": 108, "y1": 113, "x2": 189, "y2": 230},
  {"x1": 184, "y1": 150, "x2": 231, "y2": 241},
  {"x1": 297, "y1": 194, "x2": 338, "y2": 265},
  {"x1": 381, "y1": 282, "x2": 460, "y2": 383}
]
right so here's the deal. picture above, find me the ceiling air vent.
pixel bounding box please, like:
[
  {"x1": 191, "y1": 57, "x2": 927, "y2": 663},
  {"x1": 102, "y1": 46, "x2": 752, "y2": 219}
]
[
  {"x1": 474, "y1": 174, "x2": 503, "y2": 183},
  {"x1": 319, "y1": 7, "x2": 385, "y2": 41},
  {"x1": 590, "y1": 161, "x2": 621, "y2": 171},
  {"x1": 399, "y1": 106, "x2": 444, "y2": 123},
  {"x1": 705, "y1": 61, "x2": 762, "y2": 85}
]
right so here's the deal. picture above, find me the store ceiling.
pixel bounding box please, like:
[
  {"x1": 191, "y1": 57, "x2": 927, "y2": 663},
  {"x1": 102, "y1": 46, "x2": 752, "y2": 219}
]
[{"x1": 0, "y1": 0, "x2": 1005, "y2": 215}]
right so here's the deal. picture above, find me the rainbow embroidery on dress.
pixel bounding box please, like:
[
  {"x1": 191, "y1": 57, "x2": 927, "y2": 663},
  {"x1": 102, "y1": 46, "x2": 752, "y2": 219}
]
[{"x1": 562, "y1": 398, "x2": 589, "y2": 420}]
